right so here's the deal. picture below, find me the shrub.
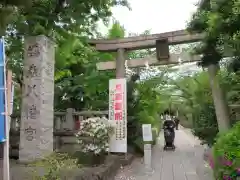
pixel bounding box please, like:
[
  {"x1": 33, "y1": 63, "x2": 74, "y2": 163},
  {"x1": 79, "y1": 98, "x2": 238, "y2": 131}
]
[
  {"x1": 132, "y1": 126, "x2": 160, "y2": 154},
  {"x1": 192, "y1": 104, "x2": 219, "y2": 146},
  {"x1": 151, "y1": 128, "x2": 159, "y2": 145},
  {"x1": 28, "y1": 152, "x2": 79, "y2": 180},
  {"x1": 212, "y1": 122, "x2": 240, "y2": 179},
  {"x1": 133, "y1": 111, "x2": 160, "y2": 154},
  {"x1": 75, "y1": 117, "x2": 114, "y2": 155}
]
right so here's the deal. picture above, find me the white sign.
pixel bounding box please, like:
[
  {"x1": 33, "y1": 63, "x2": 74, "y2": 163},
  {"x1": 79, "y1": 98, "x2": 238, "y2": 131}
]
[
  {"x1": 142, "y1": 124, "x2": 152, "y2": 141},
  {"x1": 109, "y1": 78, "x2": 127, "y2": 153}
]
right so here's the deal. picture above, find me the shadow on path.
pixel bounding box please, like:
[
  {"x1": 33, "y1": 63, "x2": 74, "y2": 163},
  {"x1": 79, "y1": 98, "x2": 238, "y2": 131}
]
[{"x1": 114, "y1": 126, "x2": 213, "y2": 180}]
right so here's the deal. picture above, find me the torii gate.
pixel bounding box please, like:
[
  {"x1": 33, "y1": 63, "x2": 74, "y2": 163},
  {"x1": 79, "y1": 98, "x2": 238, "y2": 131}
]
[
  {"x1": 88, "y1": 29, "x2": 203, "y2": 153},
  {"x1": 88, "y1": 29, "x2": 204, "y2": 76}
]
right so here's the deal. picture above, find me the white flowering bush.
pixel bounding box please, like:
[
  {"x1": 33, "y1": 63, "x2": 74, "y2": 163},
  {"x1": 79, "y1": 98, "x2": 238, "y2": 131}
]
[{"x1": 75, "y1": 117, "x2": 115, "y2": 155}]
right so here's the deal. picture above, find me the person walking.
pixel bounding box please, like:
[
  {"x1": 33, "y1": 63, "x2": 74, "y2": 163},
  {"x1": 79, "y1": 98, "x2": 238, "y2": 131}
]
[{"x1": 173, "y1": 116, "x2": 180, "y2": 130}]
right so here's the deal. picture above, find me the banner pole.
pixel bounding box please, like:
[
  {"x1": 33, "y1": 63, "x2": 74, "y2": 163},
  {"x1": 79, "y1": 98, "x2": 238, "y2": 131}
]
[{"x1": 3, "y1": 41, "x2": 10, "y2": 180}]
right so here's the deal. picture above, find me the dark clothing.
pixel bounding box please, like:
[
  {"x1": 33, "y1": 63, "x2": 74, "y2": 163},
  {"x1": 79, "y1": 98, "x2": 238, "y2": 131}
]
[
  {"x1": 163, "y1": 120, "x2": 175, "y2": 128},
  {"x1": 174, "y1": 118, "x2": 180, "y2": 130},
  {"x1": 163, "y1": 120, "x2": 175, "y2": 147}
]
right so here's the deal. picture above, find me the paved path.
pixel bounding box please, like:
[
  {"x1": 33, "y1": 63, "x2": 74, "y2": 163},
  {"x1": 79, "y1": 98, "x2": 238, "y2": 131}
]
[{"x1": 114, "y1": 126, "x2": 213, "y2": 180}]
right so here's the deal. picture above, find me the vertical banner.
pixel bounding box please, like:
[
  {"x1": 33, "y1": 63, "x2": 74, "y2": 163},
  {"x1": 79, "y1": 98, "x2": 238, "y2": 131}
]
[
  {"x1": 0, "y1": 38, "x2": 6, "y2": 143},
  {"x1": 109, "y1": 78, "x2": 127, "y2": 153}
]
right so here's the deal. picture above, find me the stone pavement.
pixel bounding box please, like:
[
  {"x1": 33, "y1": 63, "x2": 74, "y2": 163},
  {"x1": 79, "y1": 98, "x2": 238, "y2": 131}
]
[{"x1": 114, "y1": 126, "x2": 213, "y2": 180}]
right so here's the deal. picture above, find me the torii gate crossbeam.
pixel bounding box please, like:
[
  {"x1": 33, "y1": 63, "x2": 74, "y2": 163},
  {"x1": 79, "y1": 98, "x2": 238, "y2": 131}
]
[{"x1": 88, "y1": 29, "x2": 204, "y2": 52}]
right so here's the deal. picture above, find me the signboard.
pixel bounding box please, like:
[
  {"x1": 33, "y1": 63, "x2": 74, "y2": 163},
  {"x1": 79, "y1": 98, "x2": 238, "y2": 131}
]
[
  {"x1": 0, "y1": 38, "x2": 6, "y2": 143},
  {"x1": 109, "y1": 78, "x2": 127, "y2": 153},
  {"x1": 142, "y1": 124, "x2": 152, "y2": 141}
]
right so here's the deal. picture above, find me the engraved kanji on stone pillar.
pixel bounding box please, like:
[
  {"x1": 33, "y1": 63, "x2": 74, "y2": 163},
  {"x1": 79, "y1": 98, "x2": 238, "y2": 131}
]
[{"x1": 19, "y1": 35, "x2": 55, "y2": 162}]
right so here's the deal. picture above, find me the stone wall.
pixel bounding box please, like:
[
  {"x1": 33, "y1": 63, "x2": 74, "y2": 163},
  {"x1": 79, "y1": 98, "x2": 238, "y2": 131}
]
[{"x1": 10, "y1": 110, "x2": 108, "y2": 158}]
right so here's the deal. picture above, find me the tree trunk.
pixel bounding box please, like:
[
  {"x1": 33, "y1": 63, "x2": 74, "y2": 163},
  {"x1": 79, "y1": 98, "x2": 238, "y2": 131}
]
[{"x1": 207, "y1": 64, "x2": 230, "y2": 132}]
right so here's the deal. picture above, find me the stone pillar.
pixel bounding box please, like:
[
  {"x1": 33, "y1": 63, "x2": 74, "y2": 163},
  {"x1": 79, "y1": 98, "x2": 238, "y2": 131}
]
[
  {"x1": 19, "y1": 35, "x2": 55, "y2": 162},
  {"x1": 143, "y1": 144, "x2": 152, "y2": 172},
  {"x1": 65, "y1": 108, "x2": 74, "y2": 130}
]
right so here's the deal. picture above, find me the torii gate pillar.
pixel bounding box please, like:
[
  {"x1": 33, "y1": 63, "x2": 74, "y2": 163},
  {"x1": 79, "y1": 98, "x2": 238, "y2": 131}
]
[{"x1": 116, "y1": 48, "x2": 126, "y2": 78}]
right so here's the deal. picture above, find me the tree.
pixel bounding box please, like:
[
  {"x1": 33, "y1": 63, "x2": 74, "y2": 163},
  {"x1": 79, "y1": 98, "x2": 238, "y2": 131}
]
[
  {"x1": 0, "y1": 0, "x2": 130, "y2": 34},
  {"x1": 4, "y1": 0, "x2": 130, "y2": 112},
  {"x1": 187, "y1": 0, "x2": 236, "y2": 131}
]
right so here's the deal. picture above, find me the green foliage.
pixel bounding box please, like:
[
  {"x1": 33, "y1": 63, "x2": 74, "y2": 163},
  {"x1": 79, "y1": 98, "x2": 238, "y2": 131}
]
[
  {"x1": 220, "y1": 69, "x2": 240, "y2": 106},
  {"x1": 132, "y1": 129, "x2": 158, "y2": 153},
  {"x1": 5, "y1": 5, "x2": 128, "y2": 112},
  {"x1": 0, "y1": 0, "x2": 31, "y2": 35},
  {"x1": 192, "y1": 103, "x2": 218, "y2": 146},
  {"x1": 28, "y1": 152, "x2": 79, "y2": 180},
  {"x1": 108, "y1": 21, "x2": 125, "y2": 38},
  {"x1": 127, "y1": 70, "x2": 168, "y2": 153},
  {"x1": 165, "y1": 66, "x2": 240, "y2": 146},
  {"x1": 72, "y1": 151, "x2": 106, "y2": 166},
  {"x1": 188, "y1": 0, "x2": 240, "y2": 66},
  {"x1": 167, "y1": 71, "x2": 218, "y2": 145},
  {"x1": 0, "y1": 0, "x2": 130, "y2": 35},
  {"x1": 213, "y1": 122, "x2": 240, "y2": 179}
]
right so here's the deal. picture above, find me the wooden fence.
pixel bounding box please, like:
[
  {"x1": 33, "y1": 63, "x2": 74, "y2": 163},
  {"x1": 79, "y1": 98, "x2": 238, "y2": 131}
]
[{"x1": 10, "y1": 108, "x2": 108, "y2": 158}]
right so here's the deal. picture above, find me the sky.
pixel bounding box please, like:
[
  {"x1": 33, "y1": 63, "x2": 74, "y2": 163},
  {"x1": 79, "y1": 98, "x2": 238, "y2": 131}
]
[
  {"x1": 99, "y1": 0, "x2": 199, "y2": 34},
  {"x1": 98, "y1": 0, "x2": 201, "y2": 74}
]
